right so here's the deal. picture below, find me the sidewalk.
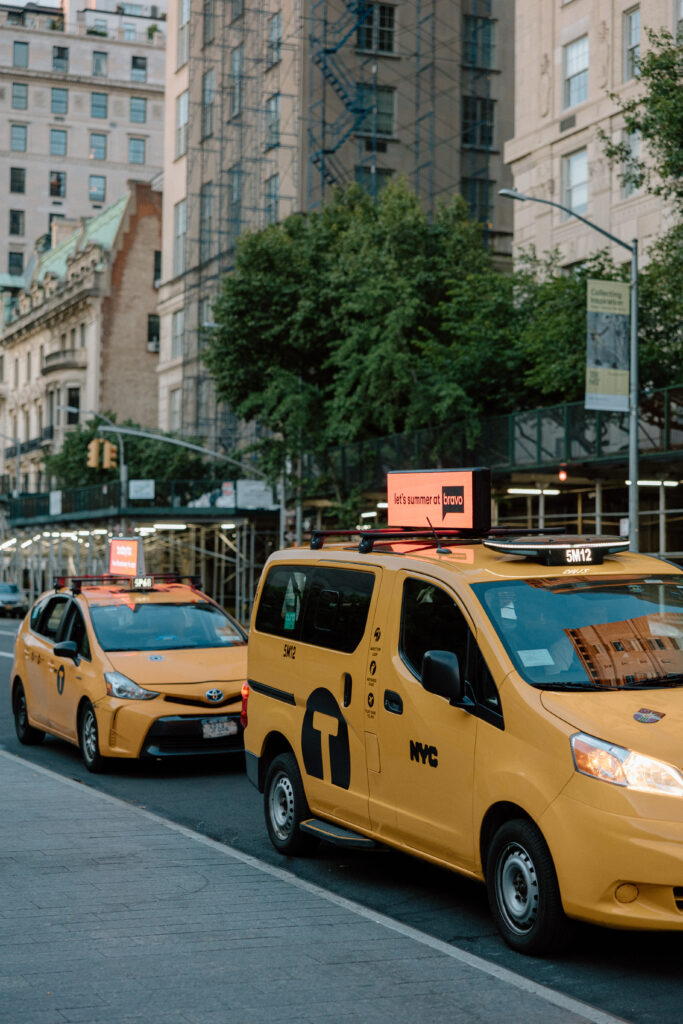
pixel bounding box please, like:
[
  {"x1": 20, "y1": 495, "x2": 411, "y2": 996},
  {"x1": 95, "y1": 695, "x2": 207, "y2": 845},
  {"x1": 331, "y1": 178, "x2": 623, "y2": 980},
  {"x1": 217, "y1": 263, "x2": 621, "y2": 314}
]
[{"x1": 0, "y1": 750, "x2": 627, "y2": 1024}]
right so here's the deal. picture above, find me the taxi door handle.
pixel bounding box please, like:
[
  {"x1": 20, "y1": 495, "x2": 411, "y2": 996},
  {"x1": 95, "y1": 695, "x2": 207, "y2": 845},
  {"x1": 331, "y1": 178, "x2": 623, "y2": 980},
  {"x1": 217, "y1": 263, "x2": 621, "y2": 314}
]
[
  {"x1": 384, "y1": 690, "x2": 403, "y2": 715},
  {"x1": 342, "y1": 673, "x2": 352, "y2": 707}
]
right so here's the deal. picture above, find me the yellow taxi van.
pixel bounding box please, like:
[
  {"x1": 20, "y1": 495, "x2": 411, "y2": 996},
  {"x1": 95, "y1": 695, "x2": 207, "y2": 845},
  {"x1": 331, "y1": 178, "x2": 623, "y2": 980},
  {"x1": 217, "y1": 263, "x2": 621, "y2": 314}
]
[
  {"x1": 243, "y1": 468, "x2": 683, "y2": 954},
  {"x1": 11, "y1": 538, "x2": 247, "y2": 772}
]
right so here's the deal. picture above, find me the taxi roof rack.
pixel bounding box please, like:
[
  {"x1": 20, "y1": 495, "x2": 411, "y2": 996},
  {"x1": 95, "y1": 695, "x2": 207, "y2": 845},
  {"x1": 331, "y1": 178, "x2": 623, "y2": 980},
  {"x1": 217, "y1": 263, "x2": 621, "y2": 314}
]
[
  {"x1": 53, "y1": 572, "x2": 203, "y2": 594},
  {"x1": 310, "y1": 526, "x2": 565, "y2": 554}
]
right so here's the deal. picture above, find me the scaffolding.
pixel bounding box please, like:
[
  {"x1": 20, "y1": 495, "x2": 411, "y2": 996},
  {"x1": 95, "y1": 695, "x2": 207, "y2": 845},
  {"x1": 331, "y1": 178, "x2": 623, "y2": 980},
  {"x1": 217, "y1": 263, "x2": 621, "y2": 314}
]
[{"x1": 461, "y1": 0, "x2": 494, "y2": 243}]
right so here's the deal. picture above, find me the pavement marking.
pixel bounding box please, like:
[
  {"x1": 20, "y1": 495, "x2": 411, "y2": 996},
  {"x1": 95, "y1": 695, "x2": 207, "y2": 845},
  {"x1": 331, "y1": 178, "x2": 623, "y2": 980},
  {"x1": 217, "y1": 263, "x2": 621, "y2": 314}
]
[
  {"x1": 0, "y1": 650, "x2": 14, "y2": 658},
  {"x1": 0, "y1": 748, "x2": 626, "y2": 1024}
]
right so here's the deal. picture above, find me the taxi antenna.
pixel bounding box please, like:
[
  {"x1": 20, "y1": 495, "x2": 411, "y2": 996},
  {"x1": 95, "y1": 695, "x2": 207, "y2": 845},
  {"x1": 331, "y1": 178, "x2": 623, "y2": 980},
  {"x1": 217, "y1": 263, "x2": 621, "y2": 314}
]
[{"x1": 426, "y1": 517, "x2": 451, "y2": 554}]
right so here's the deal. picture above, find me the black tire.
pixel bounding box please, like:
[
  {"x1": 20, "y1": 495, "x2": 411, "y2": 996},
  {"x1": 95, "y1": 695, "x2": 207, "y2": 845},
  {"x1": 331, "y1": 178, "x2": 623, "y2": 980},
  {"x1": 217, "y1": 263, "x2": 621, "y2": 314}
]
[
  {"x1": 79, "y1": 701, "x2": 106, "y2": 773},
  {"x1": 486, "y1": 818, "x2": 571, "y2": 956},
  {"x1": 12, "y1": 681, "x2": 45, "y2": 745},
  {"x1": 264, "y1": 753, "x2": 317, "y2": 856}
]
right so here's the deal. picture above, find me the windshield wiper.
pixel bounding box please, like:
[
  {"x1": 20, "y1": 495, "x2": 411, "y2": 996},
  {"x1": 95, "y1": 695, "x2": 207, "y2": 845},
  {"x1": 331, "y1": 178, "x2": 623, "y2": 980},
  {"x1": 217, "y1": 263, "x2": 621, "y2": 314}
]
[{"x1": 533, "y1": 682, "x2": 605, "y2": 692}]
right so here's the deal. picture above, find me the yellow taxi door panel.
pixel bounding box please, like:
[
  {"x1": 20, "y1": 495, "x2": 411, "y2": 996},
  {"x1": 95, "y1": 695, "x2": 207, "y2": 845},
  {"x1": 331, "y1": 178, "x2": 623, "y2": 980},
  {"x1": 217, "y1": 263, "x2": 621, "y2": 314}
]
[
  {"x1": 49, "y1": 604, "x2": 95, "y2": 739},
  {"x1": 25, "y1": 596, "x2": 70, "y2": 729},
  {"x1": 368, "y1": 572, "x2": 479, "y2": 870},
  {"x1": 250, "y1": 561, "x2": 382, "y2": 831}
]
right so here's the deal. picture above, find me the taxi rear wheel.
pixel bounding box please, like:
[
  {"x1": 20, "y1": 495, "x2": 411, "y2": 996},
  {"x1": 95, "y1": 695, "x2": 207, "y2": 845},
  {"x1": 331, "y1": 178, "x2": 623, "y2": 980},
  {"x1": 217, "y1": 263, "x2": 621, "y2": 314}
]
[
  {"x1": 13, "y1": 681, "x2": 45, "y2": 745},
  {"x1": 79, "y1": 701, "x2": 106, "y2": 774},
  {"x1": 486, "y1": 819, "x2": 570, "y2": 956},
  {"x1": 264, "y1": 753, "x2": 317, "y2": 856}
]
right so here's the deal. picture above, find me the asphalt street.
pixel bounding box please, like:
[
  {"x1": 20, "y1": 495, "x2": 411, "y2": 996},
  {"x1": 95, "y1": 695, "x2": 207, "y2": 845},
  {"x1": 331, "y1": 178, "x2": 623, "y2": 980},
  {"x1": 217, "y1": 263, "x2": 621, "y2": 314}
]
[{"x1": 1, "y1": 622, "x2": 682, "y2": 1024}]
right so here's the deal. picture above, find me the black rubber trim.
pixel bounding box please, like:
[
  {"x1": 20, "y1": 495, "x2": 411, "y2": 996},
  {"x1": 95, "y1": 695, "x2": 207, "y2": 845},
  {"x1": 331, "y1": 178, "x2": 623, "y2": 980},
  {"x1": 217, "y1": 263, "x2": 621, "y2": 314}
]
[
  {"x1": 248, "y1": 678, "x2": 296, "y2": 705},
  {"x1": 245, "y1": 750, "x2": 260, "y2": 790}
]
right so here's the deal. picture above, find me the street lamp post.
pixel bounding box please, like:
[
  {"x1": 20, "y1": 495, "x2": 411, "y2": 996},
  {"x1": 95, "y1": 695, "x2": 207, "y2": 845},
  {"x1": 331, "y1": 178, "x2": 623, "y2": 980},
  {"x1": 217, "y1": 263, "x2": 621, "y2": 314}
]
[{"x1": 499, "y1": 188, "x2": 639, "y2": 551}]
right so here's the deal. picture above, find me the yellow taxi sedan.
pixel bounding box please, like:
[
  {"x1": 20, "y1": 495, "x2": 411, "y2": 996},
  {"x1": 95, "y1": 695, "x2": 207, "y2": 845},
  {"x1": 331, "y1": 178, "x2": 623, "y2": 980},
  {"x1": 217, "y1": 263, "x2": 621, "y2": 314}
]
[{"x1": 10, "y1": 574, "x2": 247, "y2": 772}]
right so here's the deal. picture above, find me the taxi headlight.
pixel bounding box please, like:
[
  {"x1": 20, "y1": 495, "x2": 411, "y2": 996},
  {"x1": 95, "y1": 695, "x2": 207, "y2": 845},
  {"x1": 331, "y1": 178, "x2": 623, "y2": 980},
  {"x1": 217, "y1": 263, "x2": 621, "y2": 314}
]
[
  {"x1": 571, "y1": 732, "x2": 683, "y2": 797},
  {"x1": 104, "y1": 671, "x2": 159, "y2": 701}
]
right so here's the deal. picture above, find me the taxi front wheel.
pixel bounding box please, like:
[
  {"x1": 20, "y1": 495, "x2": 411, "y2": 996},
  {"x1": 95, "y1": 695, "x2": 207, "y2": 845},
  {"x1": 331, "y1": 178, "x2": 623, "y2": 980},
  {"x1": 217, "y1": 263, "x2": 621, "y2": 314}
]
[
  {"x1": 486, "y1": 819, "x2": 571, "y2": 956},
  {"x1": 13, "y1": 681, "x2": 45, "y2": 745},
  {"x1": 264, "y1": 753, "x2": 317, "y2": 857},
  {"x1": 79, "y1": 701, "x2": 107, "y2": 774}
]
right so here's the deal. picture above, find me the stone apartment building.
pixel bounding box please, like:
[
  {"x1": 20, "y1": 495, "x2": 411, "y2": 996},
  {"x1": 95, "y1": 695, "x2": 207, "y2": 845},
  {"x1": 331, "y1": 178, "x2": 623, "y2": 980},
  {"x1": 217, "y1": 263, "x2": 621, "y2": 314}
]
[
  {"x1": 156, "y1": 0, "x2": 515, "y2": 449},
  {"x1": 1, "y1": 0, "x2": 166, "y2": 289},
  {"x1": 0, "y1": 181, "x2": 161, "y2": 493},
  {"x1": 504, "y1": 0, "x2": 682, "y2": 266}
]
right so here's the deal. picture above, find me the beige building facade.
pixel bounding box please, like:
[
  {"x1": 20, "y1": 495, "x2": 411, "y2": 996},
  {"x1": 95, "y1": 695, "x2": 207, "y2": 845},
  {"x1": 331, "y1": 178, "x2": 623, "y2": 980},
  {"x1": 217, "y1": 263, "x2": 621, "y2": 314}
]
[
  {"x1": 157, "y1": 0, "x2": 516, "y2": 448},
  {"x1": 1, "y1": 0, "x2": 166, "y2": 286},
  {"x1": 0, "y1": 182, "x2": 161, "y2": 493},
  {"x1": 504, "y1": 1, "x2": 683, "y2": 266}
]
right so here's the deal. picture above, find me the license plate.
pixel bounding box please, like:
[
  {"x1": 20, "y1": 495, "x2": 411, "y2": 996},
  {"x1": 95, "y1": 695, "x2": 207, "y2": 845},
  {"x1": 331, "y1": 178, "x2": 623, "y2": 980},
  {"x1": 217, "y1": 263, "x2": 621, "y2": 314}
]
[{"x1": 202, "y1": 717, "x2": 238, "y2": 739}]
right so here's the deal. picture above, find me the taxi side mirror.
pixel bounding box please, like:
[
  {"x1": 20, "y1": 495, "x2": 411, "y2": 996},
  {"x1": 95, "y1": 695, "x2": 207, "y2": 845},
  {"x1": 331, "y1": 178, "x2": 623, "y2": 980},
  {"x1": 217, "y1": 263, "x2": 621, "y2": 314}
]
[
  {"x1": 54, "y1": 640, "x2": 78, "y2": 661},
  {"x1": 421, "y1": 650, "x2": 463, "y2": 704}
]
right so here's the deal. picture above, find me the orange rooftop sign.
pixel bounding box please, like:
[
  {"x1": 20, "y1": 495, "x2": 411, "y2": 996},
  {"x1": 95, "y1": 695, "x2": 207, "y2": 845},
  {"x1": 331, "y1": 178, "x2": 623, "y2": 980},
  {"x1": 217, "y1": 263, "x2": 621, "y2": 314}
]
[
  {"x1": 109, "y1": 537, "x2": 145, "y2": 577},
  {"x1": 387, "y1": 468, "x2": 491, "y2": 531}
]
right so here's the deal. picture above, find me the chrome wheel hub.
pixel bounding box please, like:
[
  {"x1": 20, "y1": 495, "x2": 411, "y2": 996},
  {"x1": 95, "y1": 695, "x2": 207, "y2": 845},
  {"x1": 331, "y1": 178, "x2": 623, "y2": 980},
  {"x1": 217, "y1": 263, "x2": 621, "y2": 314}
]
[
  {"x1": 82, "y1": 710, "x2": 97, "y2": 762},
  {"x1": 496, "y1": 842, "x2": 539, "y2": 933},
  {"x1": 269, "y1": 772, "x2": 295, "y2": 841}
]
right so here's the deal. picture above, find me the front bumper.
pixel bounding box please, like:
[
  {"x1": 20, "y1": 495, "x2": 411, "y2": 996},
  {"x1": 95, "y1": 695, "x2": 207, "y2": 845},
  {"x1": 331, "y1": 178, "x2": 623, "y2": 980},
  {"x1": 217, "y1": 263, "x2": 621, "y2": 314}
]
[
  {"x1": 141, "y1": 713, "x2": 243, "y2": 758},
  {"x1": 97, "y1": 699, "x2": 243, "y2": 759}
]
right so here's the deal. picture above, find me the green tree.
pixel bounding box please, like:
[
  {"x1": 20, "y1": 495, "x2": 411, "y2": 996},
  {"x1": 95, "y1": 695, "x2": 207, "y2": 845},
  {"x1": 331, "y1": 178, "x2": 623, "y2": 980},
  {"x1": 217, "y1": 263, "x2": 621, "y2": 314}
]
[{"x1": 44, "y1": 417, "x2": 213, "y2": 489}]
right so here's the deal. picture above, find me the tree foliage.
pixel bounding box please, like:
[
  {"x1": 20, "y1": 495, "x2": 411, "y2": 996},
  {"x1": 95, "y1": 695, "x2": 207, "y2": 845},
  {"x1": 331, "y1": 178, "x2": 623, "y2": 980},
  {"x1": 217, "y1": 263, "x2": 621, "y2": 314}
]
[{"x1": 44, "y1": 417, "x2": 214, "y2": 489}]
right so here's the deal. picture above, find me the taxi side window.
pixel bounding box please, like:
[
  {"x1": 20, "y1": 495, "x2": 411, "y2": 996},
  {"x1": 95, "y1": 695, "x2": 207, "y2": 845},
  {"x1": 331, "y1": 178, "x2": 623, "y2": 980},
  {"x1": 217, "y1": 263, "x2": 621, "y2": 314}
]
[
  {"x1": 30, "y1": 597, "x2": 48, "y2": 631},
  {"x1": 301, "y1": 567, "x2": 375, "y2": 653},
  {"x1": 64, "y1": 605, "x2": 91, "y2": 661},
  {"x1": 36, "y1": 596, "x2": 69, "y2": 641},
  {"x1": 400, "y1": 578, "x2": 503, "y2": 729},
  {"x1": 255, "y1": 566, "x2": 310, "y2": 638}
]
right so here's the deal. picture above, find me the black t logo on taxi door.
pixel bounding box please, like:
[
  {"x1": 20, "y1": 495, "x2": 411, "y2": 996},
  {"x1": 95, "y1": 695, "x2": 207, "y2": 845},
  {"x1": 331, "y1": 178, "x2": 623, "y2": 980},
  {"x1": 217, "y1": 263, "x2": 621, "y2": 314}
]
[
  {"x1": 56, "y1": 664, "x2": 65, "y2": 695},
  {"x1": 301, "y1": 688, "x2": 350, "y2": 789}
]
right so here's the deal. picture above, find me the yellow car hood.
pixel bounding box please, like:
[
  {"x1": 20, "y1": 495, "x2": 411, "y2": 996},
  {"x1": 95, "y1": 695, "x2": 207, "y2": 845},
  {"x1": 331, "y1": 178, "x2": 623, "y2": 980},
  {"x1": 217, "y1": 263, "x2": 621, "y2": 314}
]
[
  {"x1": 541, "y1": 687, "x2": 683, "y2": 769},
  {"x1": 106, "y1": 645, "x2": 247, "y2": 693}
]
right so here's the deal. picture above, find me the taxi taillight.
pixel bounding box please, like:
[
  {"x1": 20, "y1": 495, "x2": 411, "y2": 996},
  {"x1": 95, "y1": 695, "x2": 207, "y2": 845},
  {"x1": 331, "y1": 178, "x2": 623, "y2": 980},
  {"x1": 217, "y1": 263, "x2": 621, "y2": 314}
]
[{"x1": 240, "y1": 682, "x2": 250, "y2": 729}]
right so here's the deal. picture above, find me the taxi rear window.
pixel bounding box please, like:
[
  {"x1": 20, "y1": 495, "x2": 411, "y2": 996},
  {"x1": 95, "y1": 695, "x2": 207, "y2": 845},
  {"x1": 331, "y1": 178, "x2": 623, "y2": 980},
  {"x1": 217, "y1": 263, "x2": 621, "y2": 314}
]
[
  {"x1": 89, "y1": 601, "x2": 245, "y2": 652},
  {"x1": 255, "y1": 564, "x2": 375, "y2": 653}
]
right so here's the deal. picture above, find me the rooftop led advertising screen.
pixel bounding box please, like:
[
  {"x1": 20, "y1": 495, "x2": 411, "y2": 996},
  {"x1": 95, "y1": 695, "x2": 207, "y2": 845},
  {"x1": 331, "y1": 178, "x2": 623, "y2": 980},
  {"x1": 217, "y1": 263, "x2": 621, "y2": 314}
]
[{"x1": 387, "y1": 468, "x2": 491, "y2": 531}]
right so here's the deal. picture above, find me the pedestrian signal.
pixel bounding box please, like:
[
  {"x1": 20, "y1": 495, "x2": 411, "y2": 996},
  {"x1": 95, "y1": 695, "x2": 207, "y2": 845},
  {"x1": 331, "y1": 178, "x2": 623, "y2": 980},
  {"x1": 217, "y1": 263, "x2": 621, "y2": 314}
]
[
  {"x1": 86, "y1": 438, "x2": 100, "y2": 469},
  {"x1": 102, "y1": 440, "x2": 118, "y2": 470}
]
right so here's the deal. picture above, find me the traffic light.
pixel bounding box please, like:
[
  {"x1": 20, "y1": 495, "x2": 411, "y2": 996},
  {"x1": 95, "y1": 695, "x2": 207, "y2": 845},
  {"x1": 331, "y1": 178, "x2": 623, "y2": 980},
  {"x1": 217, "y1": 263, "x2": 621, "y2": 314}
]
[
  {"x1": 102, "y1": 440, "x2": 118, "y2": 470},
  {"x1": 86, "y1": 438, "x2": 100, "y2": 469}
]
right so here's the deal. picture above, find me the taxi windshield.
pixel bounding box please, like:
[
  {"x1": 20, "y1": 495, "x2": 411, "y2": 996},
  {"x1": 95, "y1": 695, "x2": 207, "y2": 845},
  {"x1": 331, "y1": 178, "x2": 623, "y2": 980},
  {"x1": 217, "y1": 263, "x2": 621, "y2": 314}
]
[
  {"x1": 88, "y1": 600, "x2": 245, "y2": 652},
  {"x1": 472, "y1": 574, "x2": 683, "y2": 690}
]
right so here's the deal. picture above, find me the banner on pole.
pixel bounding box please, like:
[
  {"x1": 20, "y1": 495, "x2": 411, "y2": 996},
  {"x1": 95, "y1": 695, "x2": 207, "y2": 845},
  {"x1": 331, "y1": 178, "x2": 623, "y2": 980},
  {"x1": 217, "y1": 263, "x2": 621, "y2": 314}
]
[{"x1": 585, "y1": 279, "x2": 630, "y2": 412}]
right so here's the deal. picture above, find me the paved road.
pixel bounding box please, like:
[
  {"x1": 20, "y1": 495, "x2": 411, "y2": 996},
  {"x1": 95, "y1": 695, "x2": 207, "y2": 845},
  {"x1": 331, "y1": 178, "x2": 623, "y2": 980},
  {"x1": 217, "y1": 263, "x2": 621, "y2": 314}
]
[{"x1": 2, "y1": 624, "x2": 682, "y2": 1024}]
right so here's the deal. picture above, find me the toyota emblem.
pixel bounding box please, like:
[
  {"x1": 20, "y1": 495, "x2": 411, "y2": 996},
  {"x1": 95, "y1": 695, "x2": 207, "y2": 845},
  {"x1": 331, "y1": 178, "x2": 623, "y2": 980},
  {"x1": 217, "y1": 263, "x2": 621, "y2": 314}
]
[{"x1": 205, "y1": 688, "x2": 224, "y2": 703}]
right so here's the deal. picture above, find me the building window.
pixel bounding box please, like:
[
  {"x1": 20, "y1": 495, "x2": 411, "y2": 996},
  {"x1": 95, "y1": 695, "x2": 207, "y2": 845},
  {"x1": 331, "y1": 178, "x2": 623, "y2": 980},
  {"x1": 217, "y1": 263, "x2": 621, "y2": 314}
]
[
  {"x1": 13, "y1": 42, "x2": 28, "y2": 68},
  {"x1": 154, "y1": 250, "x2": 162, "y2": 286},
  {"x1": 131, "y1": 56, "x2": 147, "y2": 82},
  {"x1": 10, "y1": 168, "x2": 25, "y2": 194},
  {"x1": 177, "y1": 0, "x2": 190, "y2": 68},
  {"x1": 563, "y1": 148, "x2": 588, "y2": 215},
  {"x1": 53, "y1": 46, "x2": 69, "y2": 72},
  {"x1": 94, "y1": 18, "x2": 108, "y2": 33},
  {"x1": 9, "y1": 210, "x2": 25, "y2": 237},
  {"x1": 200, "y1": 181, "x2": 214, "y2": 262},
  {"x1": 12, "y1": 83, "x2": 28, "y2": 110},
  {"x1": 355, "y1": 165, "x2": 393, "y2": 194},
  {"x1": 358, "y1": 85, "x2": 395, "y2": 136},
  {"x1": 357, "y1": 4, "x2": 395, "y2": 54},
  {"x1": 90, "y1": 132, "x2": 107, "y2": 160},
  {"x1": 11, "y1": 125, "x2": 27, "y2": 152},
  {"x1": 130, "y1": 96, "x2": 147, "y2": 123},
  {"x1": 203, "y1": 0, "x2": 215, "y2": 44},
  {"x1": 26, "y1": 351, "x2": 31, "y2": 381},
  {"x1": 176, "y1": 91, "x2": 189, "y2": 157},
  {"x1": 267, "y1": 12, "x2": 282, "y2": 66},
  {"x1": 461, "y1": 177, "x2": 494, "y2": 223},
  {"x1": 147, "y1": 314, "x2": 160, "y2": 353},
  {"x1": 169, "y1": 388, "x2": 182, "y2": 431},
  {"x1": 265, "y1": 94, "x2": 280, "y2": 148},
  {"x1": 51, "y1": 87, "x2": 68, "y2": 115},
  {"x1": 621, "y1": 131, "x2": 640, "y2": 198},
  {"x1": 50, "y1": 129, "x2": 67, "y2": 157},
  {"x1": 678, "y1": 0, "x2": 683, "y2": 38},
  {"x1": 264, "y1": 173, "x2": 279, "y2": 224},
  {"x1": 92, "y1": 50, "x2": 108, "y2": 76},
  {"x1": 461, "y1": 95, "x2": 494, "y2": 148},
  {"x1": 202, "y1": 68, "x2": 215, "y2": 138},
  {"x1": 67, "y1": 388, "x2": 80, "y2": 424},
  {"x1": 462, "y1": 15, "x2": 495, "y2": 68},
  {"x1": 232, "y1": 0, "x2": 244, "y2": 21},
  {"x1": 91, "y1": 92, "x2": 108, "y2": 118},
  {"x1": 231, "y1": 45, "x2": 244, "y2": 117},
  {"x1": 89, "y1": 175, "x2": 106, "y2": 202},
  {"x1": 80, "y1": 323, "x2": 86, "y2": 347},
  {"x1": 128, "y1": 137, "x2": 146, "y2": 164},
  {"x1": 50, "y1": 171, "x2": 66, "y2": 198},
  {"x1": 8, "y1": 252, "x2": 24, "y2": 277},
  {"x1": 228, "y1": 164, "x2": 242, "y2": 241},
  {"x1": 123, "y1": 23, "x2": 136, "y2": 41},
  {"x1": 171, "y1": 308, "x2": 185, "y2": 358},
  {"x1": 564, "y1": 35, "x2": 589, "y2": 108},
  {"x1": 623, "y1": 8, "x2": 640, "y2": 80},
  {"x1": 173, "y1": 199, "x2": 187, "y2": 276}
]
